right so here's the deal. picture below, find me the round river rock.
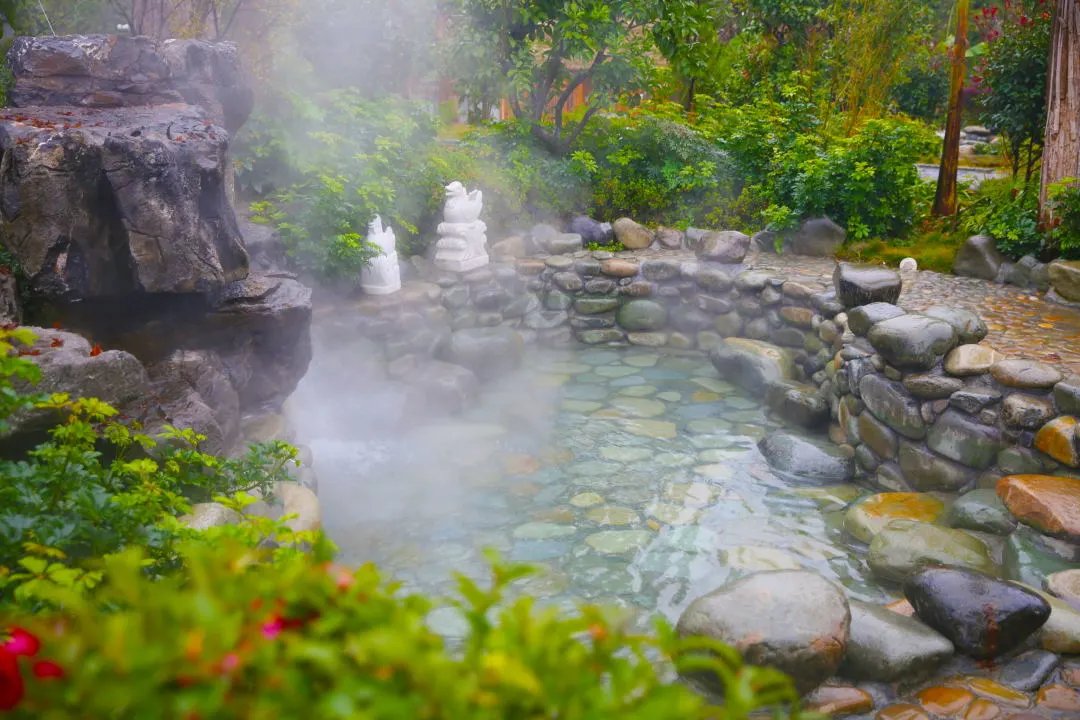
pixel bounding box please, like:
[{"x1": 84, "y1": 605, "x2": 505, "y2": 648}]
[{"x1": 677, "y1": 570, "x2": 850, "y2": 694}]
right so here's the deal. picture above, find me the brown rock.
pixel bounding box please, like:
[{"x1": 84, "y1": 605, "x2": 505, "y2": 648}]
[
  {"x1": 990, "y1": 359, "x2": 1064, "y2": 389},
  {"x1": 944, "y1": 345, "x2": 1005, "y2": 377},
  {"x1": 918, "y1": 686, "x2": 974, "y2": 716},
  {"x1": 1047, "y1": 569, "x2": 1080, "y2": 611},
  {"x1": 780, "y1": 305, "x2": 816, "y2": 328},
  {"x1": 962, "y1": 699, "x2": 1002, "y2": 720},
  {"x1": 804, "y1": 685, "x2": 874, "y2": 717},
  {"x1": 1034, "y1": 416, "x2": 1080, "y2": 467},
  {"x1": 876, "y1": 704, "x2": 930, "y2": 720},
  {"x1": 612, "y1": 218, "x2": 654, "y2": 250},
  {"x1": 997, "y1": 474, "x2": 1080, "y2": 542},
  {"x1": 885, "y1": 598, "x2": 917, "y2": 617},
  {"x1": 600, "y1": 259, "x2": 640, "y2": 278},
  {"x1": 1036, "y1": 684, "x2": 1080, "y2": 712}
]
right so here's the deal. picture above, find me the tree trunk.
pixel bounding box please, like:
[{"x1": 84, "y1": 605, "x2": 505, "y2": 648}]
[
  {"x1": 1040, "y1": 0, "x2": 1080, "y2": 219},
  {"x1": 933, "y1": 0, "x2": 970, "y2": 217}
]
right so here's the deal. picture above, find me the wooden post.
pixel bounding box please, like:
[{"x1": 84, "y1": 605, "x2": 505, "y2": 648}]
[
  {"x1": 1040, "y1": 0, "x2": 1080, "y2": 220},
  {"x1": 933, "y1": 0, "x2": 970, "y2": 217}
]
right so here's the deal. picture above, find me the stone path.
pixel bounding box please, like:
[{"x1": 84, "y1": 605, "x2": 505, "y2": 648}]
[{"x1": 748, "y1": 252, "x2": 1080, "y2": 376}]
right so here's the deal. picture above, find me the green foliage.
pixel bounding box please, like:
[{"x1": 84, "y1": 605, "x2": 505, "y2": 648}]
[
  {"x1": 760, "y1": 118, "x2": 939, "y2": 239},
  {"x1": 4, "y1": 543, "x2": 815, "y2": 719},
  {"x1": 0, "y1": 334, "x2": 298, "y2": 608},
  {"x1": 737, "y1": 0, "x2": 827, "y2": 43},
  {"x1": 890, "y1": 42, "x2": 950, "y2": 122},
  {"x1": 576, "y1": 105, "x2": 740, "y2": 226},
  {"x1": 1047, "y1": 180, "x2": 1080, "y2": 260},
  {"x1": 960, "y1": 178, "x2": 1043, "y2": 258},
  {"x1": 973, "y1": 0, "x2": 1052, "y2": 181},
  {"x1": 243, "y1": 91, "x2": 449, "y2": 276}
]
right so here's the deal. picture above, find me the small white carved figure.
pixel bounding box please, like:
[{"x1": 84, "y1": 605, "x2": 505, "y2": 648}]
[
  {"x1": 435, "y1": 181, "x2": 489, "y2": 272},
  {"x1": 899, "y1": 257, "x2": 918, "y2": 272},
  {"x1": 359, "y1": 215, "x2": 401, "y2": 295}
]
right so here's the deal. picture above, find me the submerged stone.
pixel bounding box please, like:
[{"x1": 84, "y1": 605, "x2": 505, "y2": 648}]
[
  {"x1": 947, "y1": 488, "x2": 1017, "y2": 535},
  {"x1": 844, "y1": 493, "x2": 946, "y2": 544},
  {"x1": 709, "y1": 338, "x2": 796, "y2": 395},
  {"x1": 758, "y1": 430, "x2": 856, "y2": 481}
]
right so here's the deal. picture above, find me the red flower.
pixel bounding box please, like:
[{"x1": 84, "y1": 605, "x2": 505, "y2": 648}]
[
  {"x1": 0, "y1": 649, "x2": 24, "y2": 711},
  {"x1": 991, "y1": 5, "x2": 999, "y2": 15},
  {"x1": 1019, "y1": 15, "x2": 1030, "y2": 25},
  {"x1": 261, "y1": 617, "x2": 285, "y2": 640},
  {"x1": 2, "y1": 629, "x2": 40, "y2": 658},
  {"x1": 31, "y1": 660, "x2": 64, "y2": 680}
]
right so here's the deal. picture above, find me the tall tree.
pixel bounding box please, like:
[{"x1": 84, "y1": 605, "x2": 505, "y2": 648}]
[
  {"x1": 933, "y1": 0, "x2": 970, "y2": 217},
  {"x1": 1040, "y1": 0, "x2": 1080, "y2": 217},
  {"x1": 449, "y1": 0, "x2": 704, "y2": 155}
]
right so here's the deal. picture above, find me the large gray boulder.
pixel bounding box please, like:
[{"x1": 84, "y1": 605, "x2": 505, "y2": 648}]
[
  {"x1": 697, "y1": 230, "x2": 751, "y2": 263},
  {"x1": 867, "y1": 315, "x2": 958, "y2": 370},
  {"x1": 441, "y1": 326, "x2": 524, "y2": 380},
  {"x1": 612, "y1": 218, "x2": 654, "y2": 250},
  {"x1": 144, "y1": 349, "x2": 241, "y2": 456},
  {"x1": 709, "y1": 338, "x2": 796, "y2": 395},
  {"x1": 954, "y1": 235, "x2": 1007, "y2": 281},
  {"x1": 758, "y1": 430, "x2": 856, "y2": 481},
  {"x1": 833, "y1": 263, "x2": 902, "y2": 309},
  {"x1": 784, "y1": 217, "x2": 846, "y2": 257},
  {"x1": 1048, "y1": 260, "x2": 1080, "y2": 303},
  {"x1": 0, "y1": 104, "x2": 248, "y2": 300},
  {"x1": 677, "y1": 571, "x2": 850, "y2": 694},
  {"x1": 7, "y1": 35, "x2": 253, "y2": 132},
  {"x1": 568, "y1": 216, "x2": 614, "y2": 246}
]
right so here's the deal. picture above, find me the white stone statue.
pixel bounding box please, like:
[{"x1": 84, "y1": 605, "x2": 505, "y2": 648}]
[
  {"x1": 359, "y1": 215, "x2": 401, "y2": 295},
  {"x1": 434, "y1": 181, "x2": 488, "y2": 272}
]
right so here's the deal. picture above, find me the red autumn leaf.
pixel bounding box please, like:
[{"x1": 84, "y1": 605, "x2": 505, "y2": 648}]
[
  {"x1": 50, "y1": 338, "x2": 64, "y2": 348},
  {"x1": 89, "y1": 344, "x2": 103, "y2": 357}
]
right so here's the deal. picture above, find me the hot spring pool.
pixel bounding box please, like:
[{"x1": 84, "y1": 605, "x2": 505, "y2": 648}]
[{"x1": 290, "y1": 341, "x2": 889, "y2": 633}]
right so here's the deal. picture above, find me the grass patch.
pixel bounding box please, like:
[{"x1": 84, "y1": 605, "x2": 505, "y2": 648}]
[{"x1": 837, "y1": 228, "x2": 966, "y2": 274}]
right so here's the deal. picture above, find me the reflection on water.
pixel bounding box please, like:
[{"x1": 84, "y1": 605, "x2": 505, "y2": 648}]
[{"x1": 290, "y1": 343, "x2": 887, "y2": 633}]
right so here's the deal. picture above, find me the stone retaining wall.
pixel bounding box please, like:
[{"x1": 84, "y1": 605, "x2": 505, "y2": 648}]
[{"x1": 353, "y1": 240, "x2": 1079, "y2": 497}]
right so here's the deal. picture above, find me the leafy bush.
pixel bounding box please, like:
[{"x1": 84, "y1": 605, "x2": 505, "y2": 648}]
[
  {"x1": 0, "y1": 329, "x2": 298, "y2": 608},
  {"x1": 972, "y1": 0, "x2": 1052, "y2": 181},
  {"x1": 960, "y1": 178, "x2": 1043, "y2": 259},
  {"x1": 1048, "y1": 180, "x2": 1080, "y2": 260},
  {"x1": 761, "y1": 118, "x2": 938, "y2": 239},
  {"x1": 1, "y1": 542, "x2": 814, "y2": 719},
  {"x1": 575, "y1": 106, "x2": 739, "y2": 226},
  {"x1": 244, "y1": 91, "x2": 451, "y2": 279}
]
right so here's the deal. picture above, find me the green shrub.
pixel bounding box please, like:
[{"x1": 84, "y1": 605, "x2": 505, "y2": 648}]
[
  {"x1": 762, "y1": 118, "x2": 938, "y2": 239},
  {"x1": 574, "y1": 106, "x2": 739, "y2": 227},
  {"x1": 1048, "y1": 180, "x2": 1080, "y2": 260},
  {"x1": 1, "y1": 541, "x2": 815, "y2": 719},
  {"x1": 960, "y1": 178, "x2": 1043, "y2": 259},
  {"x1": 0, "y1": 329, "x2": 298, "y2": 609}
]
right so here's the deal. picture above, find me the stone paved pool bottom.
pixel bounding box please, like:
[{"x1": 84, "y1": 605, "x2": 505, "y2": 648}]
[{"x1": 303, "y1": 344, "x2": 882, "y2": 626}]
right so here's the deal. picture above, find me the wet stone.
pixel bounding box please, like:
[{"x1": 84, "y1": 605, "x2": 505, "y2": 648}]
[
  {"x1": 848, "y1": 302, "x2": 907, "y2": 336},
  {"x1": 868, "y1": 315, "x2": 958, "y2": 371},
  {"x1": 844, "y1": 493, "x2": 946, "y2": 544},
  {"x1": 1002, "y1": 527, "x2": 1079, "y2": 589},
  {"x1": 950, "y1": 388, "x2": 1002, "y2": 415},
  {"x1": 617, "y1": 300, "x2": 668, "y2": 332},
  {"x1": 765, "y1": 380, "x2": 829, "y2": 429},
  {"x1": 759, "y1": 430, "x2": 856, "y2": 481},
  {"x1": 927, "y1": 410, "x2": 1006, "y2": 470},
  {"x1": 904, "y1": 371, "x2": 966, "y2": 400},
  {"x1": 676, "y1": 570, "x2": 850, "y2": 694},
  {"x1": 868, "y1": 520, "x2": 997, "y2": 583},
  {"x1": 922, "y1": 306, "x2": 989, "y2": 345},
  {"x1": 803, "y1": 685, "x2": 874, "y2": 716},
  {"x1": 990, "y1": 359, "x2": 1064, "y2": 390},
  {"x1": 860, "y1": 374, "x2": 927, "y2": 440},
  {"x1": 945, "y1": 345, "x2": 1006, "y2": 377},
  {"x1": 840, "y1": 600, "x2": 954, "y2": 682},
  {"x1": 858, "y1": 411, "x2": 900, "y2": 459},
  {"x1": 876, "y1": 703, "x2": 931, "y2": 720},
  {"x1": 1047, "y1": 569, "x2": 1080, "y2": 611},
  {"x1": 1001, "y1": 394, "x2": 1056, "y2": 430},
  {"x1": 917, "y1": 686, "x2": 975, "y2": 716},
  {"x1": 1033, "y1": 416, "x2": 1080, "y2": 468},
  {"x1": 947, "y1": 489, "x2": 1017, "y2": 535},
  {"x1": 904, "y1": 567, "x2": 1051, "y2": 659},
  {"x1": 574, "y1": 297, "x2": 620, "y2": 315},
  {"x1": 993, "y1": 649, "x2": 1060, "y2": 692},
  {"x1": 898, "y1": 442, "x2": 975, "y2": 492},
  {"x1": 834, "y1": 263, "x2": 903, "y2": 309},
  {"x1": 1054, "y1": 376, "x2": 1080, "y2": 416},
  {"x1": 997, "y1": 474, "x2": 1080, "y2": 542},
  {"x1": 1037, "y1": 684, "x2": 1080, "y2": 712}
]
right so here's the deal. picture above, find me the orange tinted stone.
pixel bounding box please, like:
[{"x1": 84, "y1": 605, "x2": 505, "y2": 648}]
[
  {"x1": 1033, "y1": 417, "x2": 1080, "y2": 467},
  {"x1": 805, "y1": 685, "x2": 874, "y2": 717},
  {"x1": 997, "y1": 474, "x2": 1080, "y2": 541},
  {"x1": 918, "y1": 686, "x2": 975, "y2": 716},
  {"x1": 966, "y1": 677, "x2": 1031, "y2": 707},
  {"x1": 1062, "y1": 663, "x2": 1080, "y2": 686},
  {"x1": 885, "y1": 598, "x2": 916, "y2": 617},
  {"x1": 962, "y1": 698, "x2": 1001, "y2": 720},
  {"x1": 876, "y1": 703, "x2": 930, "y2": 720},
  {"x1": 1036, "y1": 684, "x2": 1080, "y2": 711}
]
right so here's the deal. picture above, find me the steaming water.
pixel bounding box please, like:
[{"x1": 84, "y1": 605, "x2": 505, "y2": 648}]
[{"x1": 290, "y1": 341, "x2": 888, "y2": 633}]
